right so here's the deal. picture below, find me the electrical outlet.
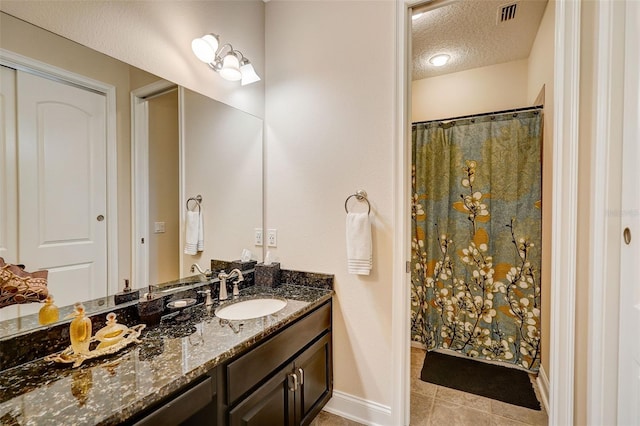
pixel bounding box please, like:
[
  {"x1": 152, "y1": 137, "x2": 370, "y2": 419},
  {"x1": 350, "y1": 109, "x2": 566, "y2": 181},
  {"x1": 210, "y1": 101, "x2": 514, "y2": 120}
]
[
  {"x1": 254, "y1": 228, "x2": 263, "y2": 246},
  {"x1": 267, "y1": 229, "x2": 277, "y2": 247}
]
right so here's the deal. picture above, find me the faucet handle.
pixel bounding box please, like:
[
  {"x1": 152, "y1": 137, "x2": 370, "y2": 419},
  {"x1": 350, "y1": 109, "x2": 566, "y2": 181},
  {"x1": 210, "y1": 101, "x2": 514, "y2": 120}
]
[
  {"x1": 233, "y1": 282, "x2": 240, "y2": 298},
  {"x1": 198, "y1": 289, "x2": 213, "y2": 306}
]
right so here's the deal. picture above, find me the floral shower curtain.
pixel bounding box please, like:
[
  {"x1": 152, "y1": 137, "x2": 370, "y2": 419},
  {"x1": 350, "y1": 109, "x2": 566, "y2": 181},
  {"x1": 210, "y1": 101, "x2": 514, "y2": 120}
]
[{"x1": 410, "y1": 110, "x2": 542, "y2": 371}]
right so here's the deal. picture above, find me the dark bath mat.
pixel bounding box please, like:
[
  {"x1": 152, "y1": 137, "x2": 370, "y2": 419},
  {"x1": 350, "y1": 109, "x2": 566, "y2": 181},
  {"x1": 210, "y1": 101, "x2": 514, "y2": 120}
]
[{"x1": 420, "y1": 351, "x2": 541, "y2": 410}]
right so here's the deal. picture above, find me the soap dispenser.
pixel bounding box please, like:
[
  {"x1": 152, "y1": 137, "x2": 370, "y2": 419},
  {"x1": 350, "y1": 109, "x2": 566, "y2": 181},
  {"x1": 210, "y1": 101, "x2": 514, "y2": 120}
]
[{"x1": 69, "y1": 303, "x2": 92, "y2": 355}]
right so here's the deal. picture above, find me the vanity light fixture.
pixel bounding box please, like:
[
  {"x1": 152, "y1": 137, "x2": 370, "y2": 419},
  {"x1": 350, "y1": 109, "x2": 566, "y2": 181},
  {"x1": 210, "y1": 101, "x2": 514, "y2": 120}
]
[
  {"x1": 429, "y1": 53, "x2": 450, "y2": 67},
  {"x1": 191, "y1": 33, "x2": 261, "y2": 86}
]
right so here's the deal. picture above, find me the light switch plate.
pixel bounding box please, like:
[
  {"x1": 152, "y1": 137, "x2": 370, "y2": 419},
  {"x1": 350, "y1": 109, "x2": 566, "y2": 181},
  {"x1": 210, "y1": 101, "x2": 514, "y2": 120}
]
[
  {"x1": 267, "y1": 229, "x2": 277, "y2": 247},
  {"x1": 154, "y1": 222, "x2": 165, "y2": 233},
  {"x1": 255, "y1": 228, "x2": 263, "y2": 246}
]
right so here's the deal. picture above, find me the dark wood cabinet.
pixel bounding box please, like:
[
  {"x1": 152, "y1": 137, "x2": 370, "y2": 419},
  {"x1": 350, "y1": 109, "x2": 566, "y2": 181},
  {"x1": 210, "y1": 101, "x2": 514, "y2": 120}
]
[
  {"x1": 228, "y1": 364, "x2": 296, "y2": 426},
  {"x1": 128, "y1": 299, "x2": 332, "y2": 426},
  {"x1": 228, "y1": 332, "x2": 332, "y2": 426},
  {"x1": 223, "y1": 300, "x2": 333, "y2": 426},
  {"x1": 295, "y1": 333, "x2": 332, "y2": 425},
  {"x1": 130, "y1": 373, "x2": 217, "y2": 426}
]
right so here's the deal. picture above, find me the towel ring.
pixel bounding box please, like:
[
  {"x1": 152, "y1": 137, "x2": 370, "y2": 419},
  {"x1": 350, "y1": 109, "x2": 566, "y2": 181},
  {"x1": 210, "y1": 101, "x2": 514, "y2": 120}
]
[
  {"x1": 186, "y1": 195, "x2": 202, "y2": 212},
  {"x1": 345, "y1": 190, "x2": 371, "y2": 215}
]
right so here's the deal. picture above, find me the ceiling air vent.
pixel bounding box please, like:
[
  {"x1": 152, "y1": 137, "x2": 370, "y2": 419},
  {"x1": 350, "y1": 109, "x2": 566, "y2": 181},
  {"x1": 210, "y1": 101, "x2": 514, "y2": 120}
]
[{"x1": 498, "y1": 2, "x2": 518, "y2": 23}]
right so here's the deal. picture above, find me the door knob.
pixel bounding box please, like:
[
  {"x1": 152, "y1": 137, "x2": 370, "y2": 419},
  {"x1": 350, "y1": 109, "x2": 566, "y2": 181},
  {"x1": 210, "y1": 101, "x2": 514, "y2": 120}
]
[
  {"x1": 624, "y1": 227, "x2": 631, "y2": 245},
  {"x1": 97, "y1": 215, "x2": 105, "y2": 222}
]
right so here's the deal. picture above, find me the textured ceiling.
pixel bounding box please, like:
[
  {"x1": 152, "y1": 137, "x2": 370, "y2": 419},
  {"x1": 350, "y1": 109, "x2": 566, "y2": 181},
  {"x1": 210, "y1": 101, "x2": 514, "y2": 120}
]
[{"x1": 412, "y1": 0, "x2": 548, "y2": 80}]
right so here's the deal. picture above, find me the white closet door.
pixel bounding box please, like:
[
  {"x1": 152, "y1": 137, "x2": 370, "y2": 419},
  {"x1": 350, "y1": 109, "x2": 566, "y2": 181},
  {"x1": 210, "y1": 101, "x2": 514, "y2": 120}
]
[
  {"x1": 618, "y1": 0, "x2": 640, "y2": 423},
  {"x1": 0, "y1": 66, "x2": 19, "y2": 321},
  {"x1": 16, "y1": 70, "x2": 108, "y2": 314}
]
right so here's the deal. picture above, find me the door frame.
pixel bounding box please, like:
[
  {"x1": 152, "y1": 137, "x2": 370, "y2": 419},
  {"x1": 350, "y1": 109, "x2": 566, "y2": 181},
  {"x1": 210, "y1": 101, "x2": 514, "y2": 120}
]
[
  {"x1": 131, "y1": 80, "x2": 179, "y2": 290},
  {"x1": 0, "y1": 48, "x2": 119, "y2": 296},
  {"x1": 391, "y1": 1, "x2": 581, "y2": 424},
  {"x1": 587, "y1": 1, "x2": 626, "y2": 423}
]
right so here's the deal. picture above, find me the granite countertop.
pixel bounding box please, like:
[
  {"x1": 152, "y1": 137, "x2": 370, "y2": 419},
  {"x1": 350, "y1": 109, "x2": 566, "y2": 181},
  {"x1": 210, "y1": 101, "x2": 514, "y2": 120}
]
[{"x1": 0, "y1": 284, "x2": 333, "y2": 425}]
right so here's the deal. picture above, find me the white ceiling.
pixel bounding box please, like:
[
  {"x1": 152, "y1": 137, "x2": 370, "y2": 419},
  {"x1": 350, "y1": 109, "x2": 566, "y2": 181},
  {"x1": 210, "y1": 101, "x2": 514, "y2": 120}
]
[{"x1": 412, "y1": 0, "x2": 548, "y2": 80}]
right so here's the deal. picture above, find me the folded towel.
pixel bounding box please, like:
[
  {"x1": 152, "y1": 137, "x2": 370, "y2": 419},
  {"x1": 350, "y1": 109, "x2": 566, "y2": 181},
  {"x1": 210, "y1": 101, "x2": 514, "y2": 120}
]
[
  {"x1": 197, "y1": 210, "x2": 204, "y2": 251},
  {"x1": 346, "y1": 212, "x2": 372, "y2": 275},
  {"x1": 184, "y1": 210, "x2": 204, "y2": 255}
]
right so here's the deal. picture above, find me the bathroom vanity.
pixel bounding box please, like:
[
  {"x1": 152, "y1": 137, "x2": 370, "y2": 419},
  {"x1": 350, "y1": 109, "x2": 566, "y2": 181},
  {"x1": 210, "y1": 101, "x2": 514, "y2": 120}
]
[{"x1": 0, "y1": 282, "x2": 333, "y2": 425}]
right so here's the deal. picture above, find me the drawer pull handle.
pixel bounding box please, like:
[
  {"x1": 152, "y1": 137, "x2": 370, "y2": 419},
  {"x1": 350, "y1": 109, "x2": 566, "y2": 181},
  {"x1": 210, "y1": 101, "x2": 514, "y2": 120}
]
[
  {"x1": 288, "y1": 373, "x2": 298, "y2": 392},
  {"x1": 298, "y1": 368, "x2": 304, "y2": 385}
]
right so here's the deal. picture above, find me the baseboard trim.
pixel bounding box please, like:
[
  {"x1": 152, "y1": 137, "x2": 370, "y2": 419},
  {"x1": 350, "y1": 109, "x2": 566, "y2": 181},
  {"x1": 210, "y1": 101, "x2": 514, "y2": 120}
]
[
  {"x1": 536, "y1": 365, "x2": 550, "y2": 413},
  {"x1": 323, "y1": 390, "x2": 392, "y2": 426}
]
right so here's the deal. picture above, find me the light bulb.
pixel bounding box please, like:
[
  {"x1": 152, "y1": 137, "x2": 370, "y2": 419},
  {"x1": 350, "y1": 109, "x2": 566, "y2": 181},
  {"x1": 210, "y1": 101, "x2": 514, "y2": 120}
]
[
  {"x1": 429, "y1": 54, "x2": 450, "y2": 67},
  {"x1": 240, "y1": 61, "x2": 261, "y2": 86},
  {"x1": 191, "y1": 34, "x2": 219, "y2": 63},
  {"x1": 219, "y1": 53, "x2": 242, "y2": 81}
]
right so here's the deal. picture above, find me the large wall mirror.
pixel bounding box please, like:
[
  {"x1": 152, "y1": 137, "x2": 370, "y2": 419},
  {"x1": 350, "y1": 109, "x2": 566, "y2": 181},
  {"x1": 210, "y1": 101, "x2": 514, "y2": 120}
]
[{"x1": 0, "y1": 12, "x2": 263, "y2": 337}]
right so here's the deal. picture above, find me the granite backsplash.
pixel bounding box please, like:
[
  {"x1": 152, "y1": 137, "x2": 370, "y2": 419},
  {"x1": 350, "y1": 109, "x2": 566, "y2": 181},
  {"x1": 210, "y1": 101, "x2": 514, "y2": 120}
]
[{"x1": 0, "y1": 266, "x2": 333, "y2": 372}]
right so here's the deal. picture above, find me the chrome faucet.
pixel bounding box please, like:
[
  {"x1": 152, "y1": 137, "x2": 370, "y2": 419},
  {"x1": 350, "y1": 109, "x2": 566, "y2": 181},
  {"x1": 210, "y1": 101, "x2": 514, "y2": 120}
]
[
  {"x1": 218, "y1": 269, "x2": 244, "y2": 301},
  {"x1": 190, "y1": 263, "x2": 213, "y2": 278}
]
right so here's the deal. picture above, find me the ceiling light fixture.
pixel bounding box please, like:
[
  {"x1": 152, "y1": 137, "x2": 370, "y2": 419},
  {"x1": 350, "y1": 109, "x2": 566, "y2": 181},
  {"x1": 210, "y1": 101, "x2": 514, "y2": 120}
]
[
  {"x1": 429, "y1": 54, "x2": 450, "y2": 67},
  {"x1": 191, "y1": 33, "x2": 260, "y2": 86}
]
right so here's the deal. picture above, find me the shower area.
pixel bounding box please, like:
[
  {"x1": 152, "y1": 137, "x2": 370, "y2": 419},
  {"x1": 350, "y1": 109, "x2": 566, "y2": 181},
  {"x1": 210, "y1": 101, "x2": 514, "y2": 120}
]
[
  {"x1": 410, "y1": 107, "x2": 542, "y2": 372},
  {"x1": 407, "y1": 1, "x2": 551, "y2": 417}
]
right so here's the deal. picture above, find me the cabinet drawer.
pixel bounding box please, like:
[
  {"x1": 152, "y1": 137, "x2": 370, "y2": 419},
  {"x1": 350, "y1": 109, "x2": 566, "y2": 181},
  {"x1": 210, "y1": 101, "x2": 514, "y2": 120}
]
[
  {"x1": 226, "y1": 301, "x2": 331, "y2": 405},
  {"x1": 133, "y1": 376, "x2": 214, "y2": 426}
]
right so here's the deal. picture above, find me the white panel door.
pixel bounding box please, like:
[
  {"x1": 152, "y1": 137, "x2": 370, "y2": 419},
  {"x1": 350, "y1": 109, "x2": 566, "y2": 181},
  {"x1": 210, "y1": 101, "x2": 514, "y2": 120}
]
[
  {"x1": 619, "y1": 0, "x2": 640, "y2": 423},
  {"x1": 16, "y1": 70, "x2": 108, "y2": 314}
]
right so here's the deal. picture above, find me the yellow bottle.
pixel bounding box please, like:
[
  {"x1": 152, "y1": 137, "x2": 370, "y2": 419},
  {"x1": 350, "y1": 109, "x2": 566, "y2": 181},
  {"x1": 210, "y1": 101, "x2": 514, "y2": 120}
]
[
  {"x1": 95, "y1": 312, "x2": 127, "y2": 350},
  {"x1": 69, "y1": 303, "x2": 92, "y2": 355},
  {"x1": 38, "y1": 295, "x2": 59, "y2": 325}
]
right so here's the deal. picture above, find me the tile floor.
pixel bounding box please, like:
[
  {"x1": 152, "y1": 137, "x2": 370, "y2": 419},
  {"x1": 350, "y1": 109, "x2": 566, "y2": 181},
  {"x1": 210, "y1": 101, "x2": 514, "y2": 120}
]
[{"x1": 311, "y1": 347, "x2": 548, "y2": 426}]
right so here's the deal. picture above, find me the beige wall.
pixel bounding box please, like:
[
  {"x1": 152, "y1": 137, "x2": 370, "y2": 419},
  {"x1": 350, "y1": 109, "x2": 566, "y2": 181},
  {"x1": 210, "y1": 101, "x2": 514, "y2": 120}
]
[
  {"x1": 181, "y1": 89, "x2": 263, "y2": 270},
  {"x1": 148, "y1": 90, "x2": 180, "y2": 285},
  {"x1": 0, "y1": 1, "x2": 265, "y2": 118},
  {"x1": 526, "y1": 0, "x2": 555, "y2": 379},
  {"x1": 265, "y1": 0, "x2": 395, "y2": 409},
  {"x1": 411, "y1": 59, "x2": 529, "y2": 122}
]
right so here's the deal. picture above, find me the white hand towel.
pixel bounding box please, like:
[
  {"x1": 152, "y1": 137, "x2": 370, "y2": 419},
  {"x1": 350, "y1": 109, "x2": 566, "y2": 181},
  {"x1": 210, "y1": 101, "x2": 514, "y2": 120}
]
[
  {"x1": 346, "y1": 212, "x2": 372, "y2": 275},
  {"x1": 197, "y1": 210, "x2": 204, "y2": 251},
  {"x1": 184, "y1": 211, "x2": 204, "y2": 255}
]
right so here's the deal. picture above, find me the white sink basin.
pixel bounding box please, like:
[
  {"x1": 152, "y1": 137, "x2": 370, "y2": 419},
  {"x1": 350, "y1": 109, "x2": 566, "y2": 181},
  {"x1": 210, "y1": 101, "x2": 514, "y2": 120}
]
[{"x1": 215, "y1": 298, "x2": 287, "y2": 320}]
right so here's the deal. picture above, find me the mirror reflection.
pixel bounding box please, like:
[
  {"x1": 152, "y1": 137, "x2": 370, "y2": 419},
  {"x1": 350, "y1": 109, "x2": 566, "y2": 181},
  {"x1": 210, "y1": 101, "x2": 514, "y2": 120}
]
[{"x1": 0, "y1": 12, "x2": 263, "y2": 337}]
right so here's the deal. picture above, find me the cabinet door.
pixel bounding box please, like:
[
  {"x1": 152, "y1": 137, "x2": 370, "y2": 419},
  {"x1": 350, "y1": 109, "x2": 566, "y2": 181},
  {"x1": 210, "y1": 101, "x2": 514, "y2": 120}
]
[
  {"x1": 296, "y1": 333, "x2": 332, "y2": 426},
  {"x1": 229, "y1": 364, "x2": 296, "y2": 426}
]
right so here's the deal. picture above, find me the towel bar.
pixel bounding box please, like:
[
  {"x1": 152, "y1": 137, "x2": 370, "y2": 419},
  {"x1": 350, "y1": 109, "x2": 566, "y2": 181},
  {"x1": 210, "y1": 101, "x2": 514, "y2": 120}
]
[
  {"x1": 344, "y1": 190, "x2": 371, "y2": 214},
  {"x1": 186, "y1": 195, "x2": 202, "y2": 212}
]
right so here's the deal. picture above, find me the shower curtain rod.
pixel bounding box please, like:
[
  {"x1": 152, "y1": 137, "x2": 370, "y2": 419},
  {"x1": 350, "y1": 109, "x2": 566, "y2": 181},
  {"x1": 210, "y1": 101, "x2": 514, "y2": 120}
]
[{"x1": 412, "y1": 105, "x2": 544, "y2": 125}]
